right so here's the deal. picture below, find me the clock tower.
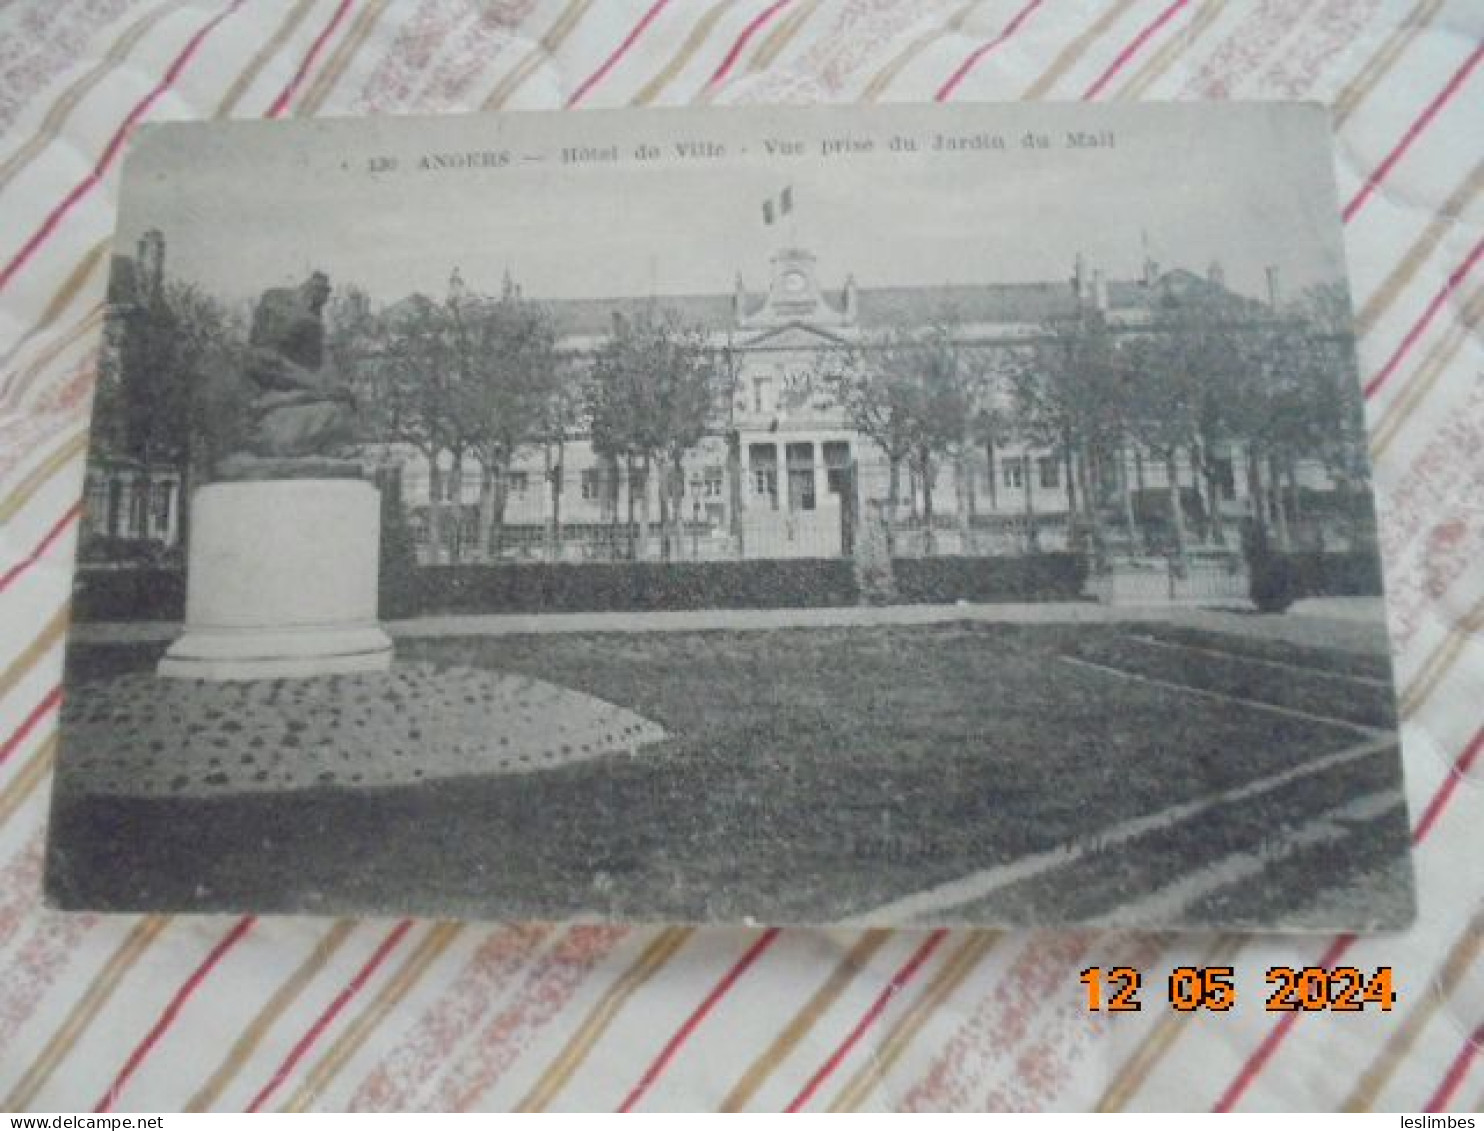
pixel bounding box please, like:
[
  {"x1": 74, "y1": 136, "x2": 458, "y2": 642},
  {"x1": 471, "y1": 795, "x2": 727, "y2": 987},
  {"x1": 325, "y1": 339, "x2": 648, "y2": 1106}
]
[{"x1": 739, "y1": 247, "x2": 855, "y2": 331}]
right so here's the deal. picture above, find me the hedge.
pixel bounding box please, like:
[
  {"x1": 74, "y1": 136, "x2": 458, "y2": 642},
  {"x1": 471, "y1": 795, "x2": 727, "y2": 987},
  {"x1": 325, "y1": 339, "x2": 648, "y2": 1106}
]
[
  {"x1": 1283, "y1": 551, "x2": 1385, "y2": 598},
  {"x1": 1247, "y1": 550, "x2": 1386, "y2": 612},
  {"x1": 73, "y1": 552, "x2": 1098, "y2": 621},
  {"x1": 72, "y1": 568, "x2": 186, "y2": 622},
  {"x1": 890, "y1": 553, "x2": 1088, "y2": 604},
  {"x1": 392, "y1": 559, "x2": 860, "y2": 615}
]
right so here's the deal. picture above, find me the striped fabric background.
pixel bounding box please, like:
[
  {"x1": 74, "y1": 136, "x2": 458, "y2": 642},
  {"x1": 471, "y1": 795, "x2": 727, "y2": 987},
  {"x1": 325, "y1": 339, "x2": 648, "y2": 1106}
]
[{"x1": 0, "y1": 0, "x2": 1481, "y2": 1112}]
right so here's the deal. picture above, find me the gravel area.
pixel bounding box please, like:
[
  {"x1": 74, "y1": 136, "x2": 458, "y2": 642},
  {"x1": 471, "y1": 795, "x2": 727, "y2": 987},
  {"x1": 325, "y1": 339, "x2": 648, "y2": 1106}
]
[{"x1": 59, "y1": 661, "x2": 667, "y2": 798}]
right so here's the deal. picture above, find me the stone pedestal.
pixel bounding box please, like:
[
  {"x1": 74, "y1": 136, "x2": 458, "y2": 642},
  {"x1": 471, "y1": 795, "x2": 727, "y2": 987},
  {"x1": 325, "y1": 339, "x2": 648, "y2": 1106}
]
[{"x1": 158, "y1": 479, "x2": 393, "y2": 681}]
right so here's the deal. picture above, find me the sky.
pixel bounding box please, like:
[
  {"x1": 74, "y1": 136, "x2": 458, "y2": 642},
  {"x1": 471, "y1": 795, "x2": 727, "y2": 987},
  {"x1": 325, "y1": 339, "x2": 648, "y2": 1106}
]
[{"x1": 114, "y1": 102, "x2": 1351, "y2": 311}]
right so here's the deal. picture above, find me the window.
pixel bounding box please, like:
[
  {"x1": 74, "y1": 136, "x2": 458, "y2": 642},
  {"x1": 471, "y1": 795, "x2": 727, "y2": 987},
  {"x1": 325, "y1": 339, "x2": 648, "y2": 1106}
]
[
  {"x1": 1038, "y1": 456, "x2": 1060, "y2": 490},
  {"x1": 1002, "y1": 457, "x2": 1025, "y2": 490},
  {"x1": 128, "y1": 481, "x2": 147, "y2": 536},
  {"x1": 438, "y1": 468, "x2": 463, "y2": 503},
  {"x1": 1213, "y1": 456, "x2": 1237, "y2": 501},
  {"x1": 703, "y1": 466, "x2": 724, "y2": 498},
  {"x1": 753, "y1": 467, "x2": 777, "y2": 501},
  {"x1": 749, "y1": 444, "x2": 778, "y2": 508},
  {"x1": 504, "y1": 471, "x2": 529, "y2": 495},
  {"x1": 85, "y1": 477, "x2": 108, "y2": 532},
  {"x1": 823, "y1": 441, "x2": 851, "y2": 495},
  {"x1": 786, "y1": 443, "x2": 816, "y2": 512},
  {"x1": 753, "y1": 376, "x2": 774, "y2": 415},
  {"x1": 107, "y1": 480, "x2": 123, "y2": 535},
  {"x1": 581, "y1": 468, "x2": 602, "y2": 501},
  {"x1": 152, "y1": 481, "x2": 172, "y2": 531}
]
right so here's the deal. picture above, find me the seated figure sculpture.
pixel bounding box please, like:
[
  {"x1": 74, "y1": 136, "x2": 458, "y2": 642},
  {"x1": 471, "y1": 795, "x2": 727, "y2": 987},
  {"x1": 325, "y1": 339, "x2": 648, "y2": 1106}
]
[{"x1": 217, "y1": 271, "x2": 361, "y2": 479}]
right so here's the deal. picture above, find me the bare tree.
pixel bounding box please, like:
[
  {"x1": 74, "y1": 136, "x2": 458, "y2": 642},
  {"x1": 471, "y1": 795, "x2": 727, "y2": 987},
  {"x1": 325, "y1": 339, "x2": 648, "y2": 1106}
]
[
  {"x1": 828, "y1": 339, "x2": 916, "y2": 532},
  {"x1": 830, "y1": 321, "x2": 981, "y2": 554},
  {"x1": 452, "y1": 281, "x2": 559, "y2": 561},
  {"x1": 1010, "y1": 311, "x2": 1128, "y2": 568},
  {"x1": 586, "y1": 307, "x2": 715, "y2": 561},
  {"x1": 1241, "y1": 286, "x2": 1367, "y2": 551},
  {"x1": 541, "y1": 365, "x2": 583, "y2": 563},
  {"x1": 99, "y1": 274, "x2": 248, "y2": 554},
  {"x1": 370, "y1": 294, "x2": 462, "y2": 562}
]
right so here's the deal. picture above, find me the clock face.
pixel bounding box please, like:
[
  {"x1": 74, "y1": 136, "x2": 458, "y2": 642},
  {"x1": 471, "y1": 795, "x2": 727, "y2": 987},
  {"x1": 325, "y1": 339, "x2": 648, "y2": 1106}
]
[{"x1": 782, "y1": 269, "x2": 808, "y2": 295}]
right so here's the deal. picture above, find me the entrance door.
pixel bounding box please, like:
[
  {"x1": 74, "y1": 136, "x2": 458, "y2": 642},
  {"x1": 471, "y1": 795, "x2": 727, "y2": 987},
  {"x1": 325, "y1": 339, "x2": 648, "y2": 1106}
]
[{"x1": 786, "y1": 442, "x2": 815, "y2": 512}]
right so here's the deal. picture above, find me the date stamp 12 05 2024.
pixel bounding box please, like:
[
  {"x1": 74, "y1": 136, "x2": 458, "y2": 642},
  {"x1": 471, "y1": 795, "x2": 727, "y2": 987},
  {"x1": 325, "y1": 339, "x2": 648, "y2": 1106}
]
[{"x1": 1081, "y1": 966, "x2": 1397, "y2": 1013}]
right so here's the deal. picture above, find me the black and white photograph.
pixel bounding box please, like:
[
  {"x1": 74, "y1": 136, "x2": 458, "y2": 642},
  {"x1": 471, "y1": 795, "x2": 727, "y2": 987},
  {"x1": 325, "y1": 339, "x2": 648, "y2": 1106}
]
[{"x1": 47, "y1": 102, "x2": 1413, "y2": 929}]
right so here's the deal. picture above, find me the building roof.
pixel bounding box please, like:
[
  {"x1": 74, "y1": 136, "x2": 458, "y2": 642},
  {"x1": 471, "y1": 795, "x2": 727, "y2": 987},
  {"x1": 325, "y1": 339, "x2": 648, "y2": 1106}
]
[
  {"x1": 384, "y1": 275, "x2": 1194, "y2": 340},
  {"x1": 540, "y1": 293, "x2": 739, "y2": 336}
]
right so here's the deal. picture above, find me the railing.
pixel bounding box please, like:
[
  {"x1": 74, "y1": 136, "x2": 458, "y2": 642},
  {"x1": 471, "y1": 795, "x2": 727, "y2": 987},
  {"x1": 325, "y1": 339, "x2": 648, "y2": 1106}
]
[{"x1": 1086, "y1": 552, "x2": 1250, "y2": 605}]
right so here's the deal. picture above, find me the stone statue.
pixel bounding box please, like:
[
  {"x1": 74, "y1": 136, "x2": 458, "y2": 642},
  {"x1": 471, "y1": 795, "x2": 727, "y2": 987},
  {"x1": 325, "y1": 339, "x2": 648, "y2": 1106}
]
[{"x1": 217, "y1": 272, "x2": 361, "y2": 480}]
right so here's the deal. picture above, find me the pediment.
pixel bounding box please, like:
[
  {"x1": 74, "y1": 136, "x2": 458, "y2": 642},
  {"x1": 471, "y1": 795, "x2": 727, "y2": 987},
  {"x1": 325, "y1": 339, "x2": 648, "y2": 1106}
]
[{"x1": 737, "y1": 321, "x2": 849, "y2": 351}]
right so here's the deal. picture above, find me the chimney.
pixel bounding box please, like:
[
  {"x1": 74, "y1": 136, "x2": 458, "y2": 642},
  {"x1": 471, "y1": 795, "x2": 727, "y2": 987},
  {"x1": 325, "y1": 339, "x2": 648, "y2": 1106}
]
[
  {"x1": 842, "y1": 273, "x2": 858, "y2": 322},
  {"x1": 1093, "y1": 269, "x2": 1108, "y2": 312},
  {"x1": 1072, "y1": 252, "x2": 1087, "y2": 299},
  {"x1": 1207, "y1": 260, "x2": 1225, "y2": 288},
  {"x1": 1265, "y1": 265, "x2": 1281, "y2": 309}
]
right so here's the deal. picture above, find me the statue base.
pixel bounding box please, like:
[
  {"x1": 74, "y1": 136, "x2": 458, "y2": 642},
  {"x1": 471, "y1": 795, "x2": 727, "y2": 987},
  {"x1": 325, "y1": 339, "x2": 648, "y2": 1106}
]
[{"x1": 158, "y1": 479, "x2": 394, "y2": 681}]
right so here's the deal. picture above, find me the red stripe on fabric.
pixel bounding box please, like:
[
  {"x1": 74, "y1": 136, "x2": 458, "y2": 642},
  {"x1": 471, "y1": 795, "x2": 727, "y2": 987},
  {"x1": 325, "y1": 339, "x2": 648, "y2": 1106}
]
[
  {"x1": 617, "y1": 927, "x2": 781, "y2": 1112},
  {"x1": 0, "y1": 686, "x2": 62, "y2": 768},
  {"x1": 706, "y1": 0, "x2": 795, "y2": 88},
  {"x1": 93, "y1": 916, "x2": 257, "y2": 1113},
  {"x1": 12, "y1": 15, "x2": 426, "y2": 1102},
  {"x1": 565, "y1": 0, "x2": 671, "y2": 108},
  {"x1": 1411, "y1": 724, "x2": 1484, "y2": 844},
  {"x1": 1343, "y1": 40, "x2": 1484, "y2": 224},
  {"x1": 1424, "y1": 1025, "x2": 1484, "y2": 1112},
  {"x1": 0, "y1": 502, "x2": 80, "y2": 595},
  {"x1": 1215, "y1": 721, "x2": 1484, "y2": 1111},
  {"x1": 935, "y1": 0, "x2": 1048, "y2": 101},
  {"x1": 1213, "y1": 933, "x2": 1356, "y2": 1112},
  {"x1": 1362, "y1": 235, "x2": 1484, "y2": 399},
  {"x1": 1082, "y1": 0, "x2": 1190, "y2": 99},
  {"x1": 247, "y1": 920, "x2": 414, "y2": 1113},
  {"x1": 785, "y1": 929, "x2": 948, "y2": 1112},
  {"x1": 0, "y1": 1, "x2": 247, "y2": 297},
  {"x1": 266, "y1": 0, "x2": 355, "y2": 117}
]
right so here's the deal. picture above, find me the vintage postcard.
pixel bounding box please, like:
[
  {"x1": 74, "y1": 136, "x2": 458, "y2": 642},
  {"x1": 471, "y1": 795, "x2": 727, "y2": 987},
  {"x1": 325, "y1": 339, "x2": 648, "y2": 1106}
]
[{"x1": 48, "y1": 102, "x2": 1413, "y2": 929}]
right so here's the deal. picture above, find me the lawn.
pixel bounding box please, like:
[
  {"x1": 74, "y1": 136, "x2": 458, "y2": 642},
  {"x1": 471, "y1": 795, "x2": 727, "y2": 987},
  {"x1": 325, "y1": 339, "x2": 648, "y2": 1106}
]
[{"x1": 47, "y1": 621, "x2": 1410, "y2": 927}]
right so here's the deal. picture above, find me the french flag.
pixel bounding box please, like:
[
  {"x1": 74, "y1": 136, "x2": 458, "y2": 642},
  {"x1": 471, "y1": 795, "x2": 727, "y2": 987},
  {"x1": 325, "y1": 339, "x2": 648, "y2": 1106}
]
[{"x1": 762, "y1": 186, "x2": 793, "y2": 225}]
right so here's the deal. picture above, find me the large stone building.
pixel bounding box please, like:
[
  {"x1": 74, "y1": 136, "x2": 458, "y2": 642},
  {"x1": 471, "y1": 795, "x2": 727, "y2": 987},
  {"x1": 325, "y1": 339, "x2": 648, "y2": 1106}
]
[
  {"x1": 396, "y1": 245, "x2": 1344, "y2": 564},
  {"x1": 89, "y1": 233, "x2": 1354, "y2": 569}
]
